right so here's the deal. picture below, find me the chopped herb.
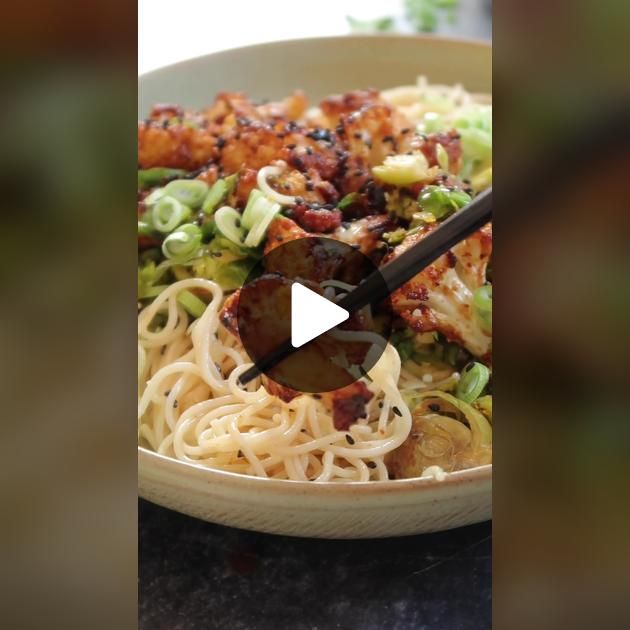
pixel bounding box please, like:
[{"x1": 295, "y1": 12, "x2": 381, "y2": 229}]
[{"x1": 338, "y1": 192, "x2": 361, "y2": 210}]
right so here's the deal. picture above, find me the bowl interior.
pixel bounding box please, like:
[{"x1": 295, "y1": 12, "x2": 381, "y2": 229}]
[
  {"x1": 138, "y1": 35, "x2": 492, "y2": 511},
  {"x1": 139, "y1": 34, "x2": 491, "y2": 114}
]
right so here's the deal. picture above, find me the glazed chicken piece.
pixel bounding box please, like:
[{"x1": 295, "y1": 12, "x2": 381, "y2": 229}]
[
  {"x1": 384, "y1": 223, "x2": 492, "y2": 360},
  {"x1": 138, "y1": 121, "x2": 220, "y2": 170}
]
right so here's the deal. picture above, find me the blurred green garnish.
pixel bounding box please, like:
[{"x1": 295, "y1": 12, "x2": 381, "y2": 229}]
[{"x1": 346, "y1": 16, "x2": 395, "y2": 33}]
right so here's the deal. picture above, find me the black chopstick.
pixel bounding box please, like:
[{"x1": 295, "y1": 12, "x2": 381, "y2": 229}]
[{"x1": 238, "y1": 187, "x2": 492, "y2": 385}]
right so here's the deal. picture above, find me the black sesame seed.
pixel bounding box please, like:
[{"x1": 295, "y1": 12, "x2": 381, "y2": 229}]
[
  {"x1": 173, "y1": 400, "x2": 179, "y2": 408},
  {"x1": 346, "y1": 434, "x2": 355, "y2": 445},
  {"x1": 164, "y1": 390, "x2": 171, "y2": 396},
  {"x1": 237, "y1": 450, "x2": 243, "y2": 458},
  {"x1": 392, "y1": 406, "x2": 402, "y2": 417},
  {"x1": 367, "y1": 461, "x2": 377, "y2": 469},
  {"x1": 465, "y1": 363, "x2": 473, "y2": 372}
]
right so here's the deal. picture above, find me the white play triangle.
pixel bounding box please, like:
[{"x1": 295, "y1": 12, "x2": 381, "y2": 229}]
[{"x1": 291, "y1": 282, "x2": 349, "y2": 348}]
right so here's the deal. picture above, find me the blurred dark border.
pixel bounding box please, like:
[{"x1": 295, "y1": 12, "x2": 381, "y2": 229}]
[
  {"x1": 2, "y1": 1, "x2": 630, "y2": 629},
  {"x1": 0, "y1": 2, "x2": 136, "y2": 629},
  {"x1": 494, "y1": 1, "x2": 630, "y2": 628}
]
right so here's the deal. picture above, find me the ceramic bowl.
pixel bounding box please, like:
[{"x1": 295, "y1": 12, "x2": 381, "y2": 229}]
[{"x1": 138, "y1": 35, "x2": 492, "y2": 538}]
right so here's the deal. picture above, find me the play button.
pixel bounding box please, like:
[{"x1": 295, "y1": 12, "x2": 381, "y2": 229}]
[
  {"x1": 231, "y1": 235, "x2": 392, "y2": 393},
  {"x1": 291, "y1": 283, "x2": 349, "y2": 348}
]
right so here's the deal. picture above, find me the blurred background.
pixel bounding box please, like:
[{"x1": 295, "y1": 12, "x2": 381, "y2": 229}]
[
  {"x1": 3, "y1": 1, "x2": 630, "y2": 629},
  {"x1": 139, "y1": 0, "x2": 492, "y2": 74}
]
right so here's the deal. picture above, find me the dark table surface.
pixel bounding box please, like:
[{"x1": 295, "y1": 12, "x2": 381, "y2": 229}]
[{"x1": 139, "y1": 500, "x2": 491, "y2": 629}]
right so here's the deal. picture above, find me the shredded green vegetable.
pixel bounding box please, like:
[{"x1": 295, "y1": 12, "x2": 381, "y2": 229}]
[
  {"x1": 138, "y1": 168, "x2": 187, "y2": 189},
  {"x1": 413, "y1": 390, "x2": 492, "y2": 448},
  {"x1": 177, "y1": 290, "x2": 207, "y2": 318},
  {"x1": 418, "y1": 185, "x2": 471, "y2": 220}
]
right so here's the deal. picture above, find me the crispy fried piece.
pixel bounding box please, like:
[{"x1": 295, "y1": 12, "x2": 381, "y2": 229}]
[
  {"x1": 319, "y1": 89, "x2": 382, "y2": 126},
  {"x1": 385, "y1": 223, "x2": 492, "y2": 359},
  {"x1": 338, "y1": 102, "x2": 413, "y2": 167},
  {"x1": 138, "y1": 121, "x2": 219, "y2": 170},
  {"x1": 257, "y1": 90, "x2": 308, "y2": 121},
  {"x1": 219, "y1": 119, "x2": 339, "y2": 179},
  {"x1": 200, "y1": 91, "x2": 308, "y2": 126},
  {"x1": 290, "y1": 203, "x2": 342, "y2": 233},
  {"x1": 145, "y1": 103, "x2": 186, "y2": 122},
  {"x1": 264, "y1": 216, "x2": 310, "y2": 254},
  {"x1": 322, "y1": 382, "x2": 374, "y2": 431}
]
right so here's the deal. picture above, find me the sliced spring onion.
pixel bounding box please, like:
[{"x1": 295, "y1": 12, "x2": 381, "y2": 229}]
[
  {"x1": 161, "y1": 223, "x2": 202, "y2": 262},
  {"x1": 240, "y1": 190, "x2": 264, "y2": 230},
  {"x1": 417, "y1": 111, "x2": 443, "y2": 134},
  {"x1": 138, "y1": 168, "x2": 187, "y2": 189},
  {"x1": 177, "y1": 290, "x2": 207, "y2": 318},
  {"x1": 471, "y1": 166, "x2": 492, "y2": 192},
  {"x1": 418, "y1": 185, "x2": 471, "y2": 220},
  {"x1": 138, "y1": 220, "x2": 153, "y2": 236},
  {"x1": 372, "y1": 153, "x2": 431, "y2": 186},
  {"x1": 455, "y1": 362, "x2": 490, "y2": 404},
  {"x1": 163, "y1": 179, "x2": 209, "y2": 208},
  {"x1": 436, "y1": 143, "x2": 449, "y2": 171},
  {"x1": 214, "y1": 206, "x2": 246, "y2": 246},
  {"x1": 473, "y1": 284, "x2": 492, "y2": 334},
  {"x1": 257, "y1": 163, "x2": 296, "y2": 205},
  {"x1": 243, "y1": 194, "x2": 281, "y2": 247},
  {"x1": 144, "y1": 187, "x2": 166, "y2": 206},
  {"x1": 338, "y1": 192, "x2": 361, "y2": 210},
  {"x1": 382, "y1": 228, "x2": 407, "y2": 245},
  {"x1": 202, "y1": 173, "x2": 237, "y2": 214},
  {"x1": 151, "y1": 196, "x2": 191, "y2": 233}
]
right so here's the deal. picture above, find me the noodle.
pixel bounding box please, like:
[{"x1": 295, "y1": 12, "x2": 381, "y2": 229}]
[{"x1": 138, "y1": 278, "x2": 412, "y2": 481}]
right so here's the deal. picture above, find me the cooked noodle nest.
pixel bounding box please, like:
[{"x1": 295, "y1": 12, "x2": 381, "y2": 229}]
[{"x1": 138, "y1": 278, "x2": 419, "y2": 482}]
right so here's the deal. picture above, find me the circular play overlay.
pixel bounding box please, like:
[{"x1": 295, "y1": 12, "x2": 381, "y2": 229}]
[{"x1": 236, "y1": 236, "x2": 392, "y2": 393}]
